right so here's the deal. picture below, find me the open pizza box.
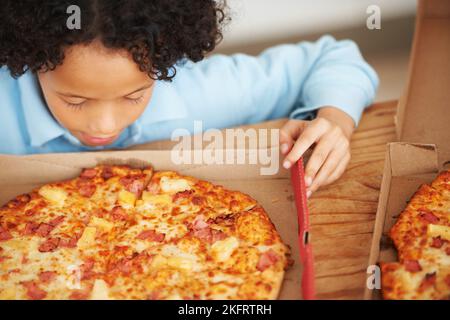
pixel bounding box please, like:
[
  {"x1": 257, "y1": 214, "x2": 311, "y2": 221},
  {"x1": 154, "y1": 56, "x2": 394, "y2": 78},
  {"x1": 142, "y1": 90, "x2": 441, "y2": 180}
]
[
  {"x1": 0, "y1": 128, "x2": 315, "y2": 299},
  {"x1": 364, "y1": 0, "x2": 450, "y2": 299}
]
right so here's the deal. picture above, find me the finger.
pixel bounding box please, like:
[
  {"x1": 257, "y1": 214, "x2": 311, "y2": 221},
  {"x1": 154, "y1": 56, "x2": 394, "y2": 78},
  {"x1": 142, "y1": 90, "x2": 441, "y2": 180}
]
[
  {"x1": 324, "y1": 151, "x2": 351, "y2": 185},
  {"x1": 303, "y1": 128, "x2": 342, "y2": 183},
  {"x1": 308, "y1": 145, "x2": 347, "y2": 193},
  {"x1": 283, "y1": 120, "x2": 329, "y2": 169},
  {"x1": 279, "y1": 120, "x2": 305, "y2": 155}
]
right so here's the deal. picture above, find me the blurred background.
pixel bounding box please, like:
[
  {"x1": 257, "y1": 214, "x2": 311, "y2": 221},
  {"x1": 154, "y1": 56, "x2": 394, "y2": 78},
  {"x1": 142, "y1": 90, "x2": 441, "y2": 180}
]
[{"x1": 213, "y1": 0, "x2": 417, "y2": 103}]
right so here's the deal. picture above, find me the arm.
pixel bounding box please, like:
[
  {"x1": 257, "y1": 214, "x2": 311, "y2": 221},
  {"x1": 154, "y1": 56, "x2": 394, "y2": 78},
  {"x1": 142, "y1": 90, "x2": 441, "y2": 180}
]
[
  {"x1": 174, "y1": 35, "x2": 378, "y2": 128},
  {"x1": 173, "y1": 36, "x2": 378, "y2": 194}
]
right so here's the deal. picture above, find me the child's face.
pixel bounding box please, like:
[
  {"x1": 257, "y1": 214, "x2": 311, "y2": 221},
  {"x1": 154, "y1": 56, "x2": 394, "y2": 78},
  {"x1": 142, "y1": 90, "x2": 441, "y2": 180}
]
[{"x1": 37, "y1": 40, "x2": 155, "y2": 147}]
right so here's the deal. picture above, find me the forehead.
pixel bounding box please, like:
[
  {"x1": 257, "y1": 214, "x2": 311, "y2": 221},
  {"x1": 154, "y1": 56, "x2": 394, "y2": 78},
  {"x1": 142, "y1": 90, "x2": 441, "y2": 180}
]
[{"x1": 45, "y1": 40, "x2": 152, "y2": 98}]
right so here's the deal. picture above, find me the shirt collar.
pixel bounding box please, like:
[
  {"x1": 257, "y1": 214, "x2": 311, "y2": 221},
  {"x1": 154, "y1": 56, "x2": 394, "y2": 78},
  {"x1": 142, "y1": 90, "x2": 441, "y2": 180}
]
[
  {"x1": 18, "y1": 71, "x2": 188, "y2": 148},
  {"x1": 137, "y1": 79, "x2": 189, "y2": 126},
  {"x1": 18, "y1": 72, "x2": 66, "y2": 147}
]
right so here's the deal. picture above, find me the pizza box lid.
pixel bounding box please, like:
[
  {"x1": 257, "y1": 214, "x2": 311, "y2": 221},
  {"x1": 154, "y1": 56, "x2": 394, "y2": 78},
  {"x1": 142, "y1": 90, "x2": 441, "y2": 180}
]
[
  {"x1": 395, "y1": 0, "x2": 450, "y2": 169},
  {"x1": 0, "y1": 147, "x2": 314, "y2": 300},
  {"x1": 365, "y1": 0, "x2": 450, "y2": 299}
]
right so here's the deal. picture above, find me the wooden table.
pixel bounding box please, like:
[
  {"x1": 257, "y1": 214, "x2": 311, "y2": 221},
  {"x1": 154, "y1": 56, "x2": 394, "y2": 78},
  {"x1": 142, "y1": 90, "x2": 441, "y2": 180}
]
[
  {"x1": 132, "y1": 100, "x2": 398, "y2": 299},
  {"x1": 310, "y1": 101, "x2": 397, "y2": 299}
]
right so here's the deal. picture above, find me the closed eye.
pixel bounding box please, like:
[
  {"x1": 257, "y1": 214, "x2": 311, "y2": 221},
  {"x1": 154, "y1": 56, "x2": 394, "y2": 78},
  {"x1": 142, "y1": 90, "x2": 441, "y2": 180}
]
[
  {"x1": 65, "y1": 101, "x2": 86, "y2": 110},
  {"x1": 125, "y1": 95, "x2": 145, "y2": 105}
]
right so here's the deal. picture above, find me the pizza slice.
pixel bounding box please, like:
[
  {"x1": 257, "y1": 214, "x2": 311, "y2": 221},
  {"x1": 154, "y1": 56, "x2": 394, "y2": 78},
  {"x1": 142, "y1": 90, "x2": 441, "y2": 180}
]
[{"x1": 381, "y1": 170, "x2": 450, "y2": 300}]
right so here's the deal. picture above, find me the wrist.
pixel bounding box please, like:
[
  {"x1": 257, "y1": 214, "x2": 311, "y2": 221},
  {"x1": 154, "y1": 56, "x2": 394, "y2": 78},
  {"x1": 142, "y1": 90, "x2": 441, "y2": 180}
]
[{"x1": 317, "y1": 106, "x2": 355, "y2": 139}]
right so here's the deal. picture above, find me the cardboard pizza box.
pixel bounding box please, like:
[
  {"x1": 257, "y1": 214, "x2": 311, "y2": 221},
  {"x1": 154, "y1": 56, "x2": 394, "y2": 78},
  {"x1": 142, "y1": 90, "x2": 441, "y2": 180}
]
[
  {"x1": 365, "y1": 0, "x2": 450, "y2": 299},
  {"x1": 0, "y1": 146, "x2": 312, "y2": 300}
]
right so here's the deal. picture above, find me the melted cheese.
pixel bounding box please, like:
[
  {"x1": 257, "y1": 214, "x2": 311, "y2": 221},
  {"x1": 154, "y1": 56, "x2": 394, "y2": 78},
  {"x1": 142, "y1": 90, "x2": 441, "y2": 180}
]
[
  {"x1": 159, "y1": 177, "x2": 191, "y2": 193},
  {"x1": 210, "y1": 237, "x2": 239, "y2": 262},
  {"x1": 142, "y1": 193, "x2": 172, "y2": 206},
  {"x1": 427, "y1": 224, "x2": 450, "y2": 241}
]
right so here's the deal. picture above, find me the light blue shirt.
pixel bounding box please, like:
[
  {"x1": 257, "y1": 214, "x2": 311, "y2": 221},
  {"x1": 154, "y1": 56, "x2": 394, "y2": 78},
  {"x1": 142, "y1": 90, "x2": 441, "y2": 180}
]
[{"x1": 0, "y1": 36, "x2": 378, "y2": 155}]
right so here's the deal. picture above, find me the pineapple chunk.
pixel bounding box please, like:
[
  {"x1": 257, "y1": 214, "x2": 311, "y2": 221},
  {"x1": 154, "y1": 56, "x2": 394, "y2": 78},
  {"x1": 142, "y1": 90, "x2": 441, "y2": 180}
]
[
  {"x1": 0, "y1": 287, "x2": 16, "y2": 300},
  {"x1": 77, "y1": 227, "x2": 97, "y2": 249},
  {"x1": 38, "y1": 186, "x2": 67, "y2": 207},
  {"x1": 428, "y1": 224, "x2": 450, "y2": 241},
  {"x1": 159, "y1": 177, "x2": 191, "y2": 193},
  {"x1": 90, "y1": 279, "x2": 111, "y2": 300},
  {"x1": 166, "y1": 256, "x2": 195, "y2": 271},
  {"x1": 210, "y1": 236, "x2": 239, "y2": 262},
  {"x1": 118, "y1": 190, "x2": 136, "y2": 207},
  {"x1": 90, "y1": 216, "x2": 114, "y2": 233},
  {"x1": 141, "y1": 192, "x2": 172, "y2": 206},
  {"x1": 151, "y1": 254, "x2": 196, "y2": 271}
]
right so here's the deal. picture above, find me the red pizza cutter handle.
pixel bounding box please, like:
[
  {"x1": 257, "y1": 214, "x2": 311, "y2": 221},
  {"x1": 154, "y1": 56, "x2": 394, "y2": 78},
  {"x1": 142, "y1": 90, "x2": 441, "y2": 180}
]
[{"x1": 290, "y1": 158, "x2": 315, "y2": 300}]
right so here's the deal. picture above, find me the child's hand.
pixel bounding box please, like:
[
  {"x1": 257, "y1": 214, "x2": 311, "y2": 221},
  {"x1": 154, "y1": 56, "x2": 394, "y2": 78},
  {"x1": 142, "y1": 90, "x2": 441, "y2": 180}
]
[{"x1": 279, "y1": 107, "x2": 355, "y2": 198}]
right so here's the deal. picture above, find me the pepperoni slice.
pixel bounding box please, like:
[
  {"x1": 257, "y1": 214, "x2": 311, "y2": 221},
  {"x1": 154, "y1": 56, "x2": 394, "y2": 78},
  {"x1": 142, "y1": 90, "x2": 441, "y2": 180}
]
[
  {"x1": 120, "y1": 177, "x2": 144, "y2": 196},
  {"x1": 38, "y1": 271, "x2": 57, "y2": 283},
  {"x1": 80, "y1": 168, "x2": 97, "y2": 179},
  {"x1": 173, "y1": 190, "x2": 194, "y2": 203},
  {"x1": 192, "y1": 215, "x2": 209, "y2": 230},
  {"x1": 23, "y1": 222, "x2": 39, "y2": 235},
  {"x1": 419, "y1": 210, "x2": 439, "y2": 223},
  {"x1": 49, "y1": 216, "x2": 65, "y2": 227},
  {"x1": 60, "y1": 236, "x2": 78, "y2": 248},
  {"x1": 110, "y1": 206, "x2": 127, "y2": 221},
  {"x1": 38, "y1": 238, "x2": 60, "y2": 253},
  {"x1": 0, "y1": 227, "x2": 12, "y2": 241},
  {"x1": 146, "y1": 182, "x2": 160, "y2": 195},
  {"x1": 192, "y1": 228, "x2": 212, "y2": 243},
  {"x1": 137, "y1": 230, "x2": 165, "y2": 242},
  {"x1": 35, "y1": 223, "x2": 54, "y2": 237},
  {"x1": 431, "y1": 237, "x2": 444, "y2": 248},
  {"x1": 78, "y1": 183, "x2": 96, "y2": 198},
  {"x1": 101, "y1": 166, "x2": 114, "y2": 180},
  {"x1": 404, "y1": 259, "x2": 422, "y2": 272},
  {"x1": 21, "y1": 281, "x2": 47, "y2": 300},
  {"x1": 147, "y1": 291, "x2": 160, "y2": 300},
  {"x1": 80, "y1": 259, "x2": 95, "y2": 280},
  {"x1": 257, "y1": 249, "x2": 279, "y2": 272},
  {"x1": 420, "y1": 272, "x2": 436, "y2": 290},
  {"x1": 69, "y1": 291, "x2": 90, "y2": 300},
  {"x1": 211, "y1": 229, "x2": 227, "y2": 243},
  {"x1": 192, "y1": 196, "x2": 205, "y2": 206}
]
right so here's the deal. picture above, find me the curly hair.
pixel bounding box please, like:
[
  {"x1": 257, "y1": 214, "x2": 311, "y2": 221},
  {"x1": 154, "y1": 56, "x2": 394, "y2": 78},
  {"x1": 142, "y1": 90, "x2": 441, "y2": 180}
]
[{"x1": 0, "y1": 0, "x2": 228, "y2": 80}]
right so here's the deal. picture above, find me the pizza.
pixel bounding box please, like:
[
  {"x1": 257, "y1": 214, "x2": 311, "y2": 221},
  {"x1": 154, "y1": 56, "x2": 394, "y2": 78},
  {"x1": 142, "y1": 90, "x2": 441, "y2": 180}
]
[
  {"x1": 0, "y1": 165, "x2": 290, "y2": 300},
  {"x1": 381, "y1": 169, "x2": 450, "y2": 300}
]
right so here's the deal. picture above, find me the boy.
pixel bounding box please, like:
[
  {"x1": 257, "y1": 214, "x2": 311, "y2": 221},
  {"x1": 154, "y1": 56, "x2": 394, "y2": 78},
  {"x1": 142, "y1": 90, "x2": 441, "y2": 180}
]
[{"x1": 0, "y1": 0, "x2": 378, "y2": 197}]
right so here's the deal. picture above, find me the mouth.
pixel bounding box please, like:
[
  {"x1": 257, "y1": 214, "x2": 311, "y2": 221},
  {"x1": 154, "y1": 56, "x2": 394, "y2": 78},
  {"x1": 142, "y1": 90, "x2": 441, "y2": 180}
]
[{"x1": 80, "y1": 133, "x2": 119, "y2": 146}]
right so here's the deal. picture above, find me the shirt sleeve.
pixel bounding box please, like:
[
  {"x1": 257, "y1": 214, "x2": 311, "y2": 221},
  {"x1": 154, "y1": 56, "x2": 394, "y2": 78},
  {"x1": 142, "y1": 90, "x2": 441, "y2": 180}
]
[{"x1": 174, "y1": 35, "x2": 379, "y2": 128}]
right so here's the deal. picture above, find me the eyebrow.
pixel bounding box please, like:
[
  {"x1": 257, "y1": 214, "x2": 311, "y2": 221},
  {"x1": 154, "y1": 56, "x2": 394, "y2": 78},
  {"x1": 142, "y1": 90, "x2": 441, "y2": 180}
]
[{"x1": 56, "y1": 84, "x2": 154, "y2": 99}]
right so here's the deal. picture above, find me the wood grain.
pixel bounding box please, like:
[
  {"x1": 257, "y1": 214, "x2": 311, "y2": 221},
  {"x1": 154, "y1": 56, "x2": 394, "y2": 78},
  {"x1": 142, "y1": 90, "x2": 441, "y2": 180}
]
[{"x1": 310, "y1": 101, "x2": 397, "y2": 299}]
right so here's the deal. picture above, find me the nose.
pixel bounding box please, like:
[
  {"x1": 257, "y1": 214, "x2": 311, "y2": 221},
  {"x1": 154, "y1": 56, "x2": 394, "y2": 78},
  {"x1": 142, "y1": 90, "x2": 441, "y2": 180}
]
[{"x1": 87, "y1": 103, "x2": 120, "y2": 136}]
